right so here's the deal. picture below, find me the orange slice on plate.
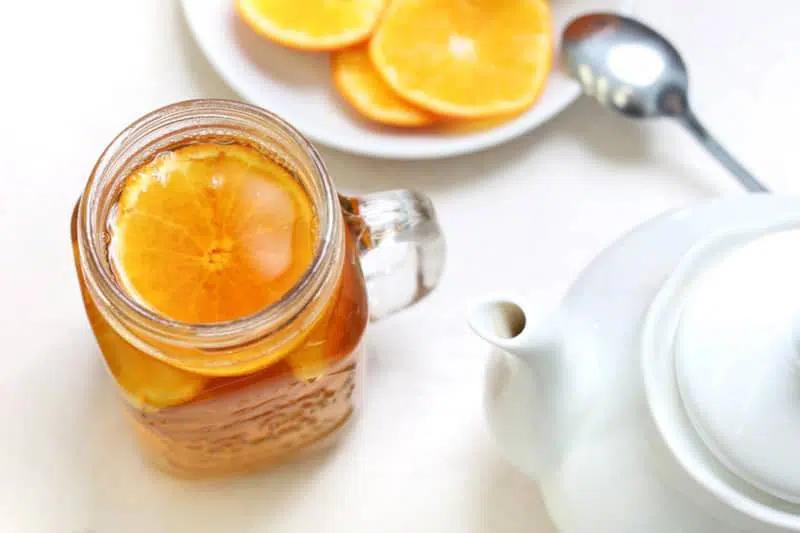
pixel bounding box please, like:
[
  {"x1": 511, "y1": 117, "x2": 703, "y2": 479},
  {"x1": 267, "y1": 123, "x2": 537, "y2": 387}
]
[
  {"x1": 369, "y1": 0, "x2": 553, "y2": 119},
  {"x1": 332, "y1": 45, "x2": 438, "y2": 127},
  {"x1": 236, "y1": 0, "x2": 387, "y2": 51}
]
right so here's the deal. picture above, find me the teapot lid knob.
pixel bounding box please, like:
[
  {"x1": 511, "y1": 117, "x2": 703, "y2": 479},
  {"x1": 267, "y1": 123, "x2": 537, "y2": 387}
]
[{"x1": 674, "y1": 228, "x2": 800, "y2": 503}]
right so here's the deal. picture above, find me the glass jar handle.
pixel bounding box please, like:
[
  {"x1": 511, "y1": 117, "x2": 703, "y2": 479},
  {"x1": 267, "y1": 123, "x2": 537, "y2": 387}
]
[{"x1": 339, "y1": 190, "x2": 446, "y2": 321}]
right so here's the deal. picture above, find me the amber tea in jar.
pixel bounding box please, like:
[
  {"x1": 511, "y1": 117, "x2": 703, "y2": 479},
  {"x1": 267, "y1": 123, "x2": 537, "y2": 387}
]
[{"x1": 71, "y1": 99, "x2": 445, "y2": 477}]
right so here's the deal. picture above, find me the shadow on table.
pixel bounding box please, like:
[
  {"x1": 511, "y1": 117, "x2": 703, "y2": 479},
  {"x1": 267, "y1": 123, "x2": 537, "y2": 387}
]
[
  {"x1": 321, "y1": 96, "x2": 720, "y2": 196},
  {"x1": 469, "y1": 445, "x2": 558, "y2": 533},
  {"x1": 317, "y1": 95, "x2": 657, "y2": 195}
]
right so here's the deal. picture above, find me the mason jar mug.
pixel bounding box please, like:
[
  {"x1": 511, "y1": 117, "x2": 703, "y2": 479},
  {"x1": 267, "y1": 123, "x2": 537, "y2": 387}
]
[{"x1": 70, "y1": 99, "x2": 445, "y2": 477}]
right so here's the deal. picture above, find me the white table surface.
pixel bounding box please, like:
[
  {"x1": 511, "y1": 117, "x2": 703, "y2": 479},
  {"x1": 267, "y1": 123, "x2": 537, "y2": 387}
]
[{"x1": 2, "y1": 1, "x2": 798, "y2": 532}]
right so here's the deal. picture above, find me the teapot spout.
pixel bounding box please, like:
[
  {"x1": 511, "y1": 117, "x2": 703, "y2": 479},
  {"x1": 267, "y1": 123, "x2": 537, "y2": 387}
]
[
  {"x1": 467, "y1": 296, "x2": 558, "y2": 362},
  {"x1": 468, "y1": 295, "x2": 567, "y2": 479}
]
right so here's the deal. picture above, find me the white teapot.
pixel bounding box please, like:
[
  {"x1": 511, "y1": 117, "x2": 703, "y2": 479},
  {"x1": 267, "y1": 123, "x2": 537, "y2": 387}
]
[{"x1": 468, "y1": 194, "x2": 800, "y2": 533}]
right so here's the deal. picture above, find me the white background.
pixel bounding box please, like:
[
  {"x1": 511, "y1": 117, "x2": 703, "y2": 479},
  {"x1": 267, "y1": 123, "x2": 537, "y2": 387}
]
[{"x1": 1, "y1": 1, "x2": 798, "y2": 532}]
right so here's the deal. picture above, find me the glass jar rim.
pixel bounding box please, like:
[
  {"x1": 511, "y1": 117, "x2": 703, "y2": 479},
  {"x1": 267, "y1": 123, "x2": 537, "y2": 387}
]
[{"x1": 76, "y1": 98, "x2": 341, "y2": 349}]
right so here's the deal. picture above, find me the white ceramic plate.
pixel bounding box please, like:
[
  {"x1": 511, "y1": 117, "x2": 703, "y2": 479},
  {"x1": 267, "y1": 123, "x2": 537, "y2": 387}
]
[{"x1": 181, "y1": 0, "x2": 634, "y2": 159}]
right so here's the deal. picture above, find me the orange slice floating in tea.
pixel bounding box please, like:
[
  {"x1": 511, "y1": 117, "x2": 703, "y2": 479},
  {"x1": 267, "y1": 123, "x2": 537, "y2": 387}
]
[
  {"x1": 235, "y1": 0, "x2": 386, "y2": 51},
  {"x1": 369, "y1": 0, "x2": 554, "y2": 119},
  {"x1": 332, "y1": 44, "x2": 438, "y2": 127},
  {"x1": 110, "y1": 143, "x2": 317, "y2": 326}
]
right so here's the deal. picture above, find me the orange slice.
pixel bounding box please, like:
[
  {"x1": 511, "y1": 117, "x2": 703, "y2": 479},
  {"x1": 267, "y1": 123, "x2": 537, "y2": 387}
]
[
  {"x1": 332, "y1": 45, "x2": 438, "y2": 127},
  {"x1": 369, "y1": 0, "x2": 553, "y2": 118},
  {"x1": 235, "y1": 0, "x2": 387, "y2": 51},
  {"x1": 110, "y1": 143, "x2": 317, "y2": 326},
  {"x1": 97, "y1": 322, "x2": 209, "y2": 410}
]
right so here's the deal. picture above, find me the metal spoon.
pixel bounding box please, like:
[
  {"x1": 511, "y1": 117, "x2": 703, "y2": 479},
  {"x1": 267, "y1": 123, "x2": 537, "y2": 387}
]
[{"x1": 561, "y1": 13, "x2": 769, "y2": 193}]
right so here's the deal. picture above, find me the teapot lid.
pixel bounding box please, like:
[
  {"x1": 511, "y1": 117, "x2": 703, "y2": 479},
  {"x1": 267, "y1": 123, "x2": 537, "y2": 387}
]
[{"x1": 674, "y1": 227, "x2": 800, "y2": 503}]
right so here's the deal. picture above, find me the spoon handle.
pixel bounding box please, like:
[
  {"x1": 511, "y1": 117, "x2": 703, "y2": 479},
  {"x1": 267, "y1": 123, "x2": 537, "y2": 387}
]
[{"x1": 677, "y1": 110, "x2": 769, "y2": 193}]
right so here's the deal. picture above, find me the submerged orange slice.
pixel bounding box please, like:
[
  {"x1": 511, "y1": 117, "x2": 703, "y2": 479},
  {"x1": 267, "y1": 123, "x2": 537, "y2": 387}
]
[
  {"x1": 98, "y1": 323, "x2": 209, "y2": 409},
  {"x1": 236, "y1": 0, "x2": 387, "y2": 51},
  {"x1": 332, "y1": 45, "x2": 438, "y2": 127},
  {"x1": 369, "y1": 0, "x2": 553, "y2": 118},
  {"x1": 110, "y1": 143, "x2": 317, "y2": 326}
]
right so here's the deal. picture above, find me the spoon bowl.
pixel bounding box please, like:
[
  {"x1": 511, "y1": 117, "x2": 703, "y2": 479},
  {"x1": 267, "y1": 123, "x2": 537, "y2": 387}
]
[
  {"x1": 562, "y1": 13, "x2": 688, "y2": 118},
  {"x1": 561, "y1": 13, "x2": 769, "y2": 193}
]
